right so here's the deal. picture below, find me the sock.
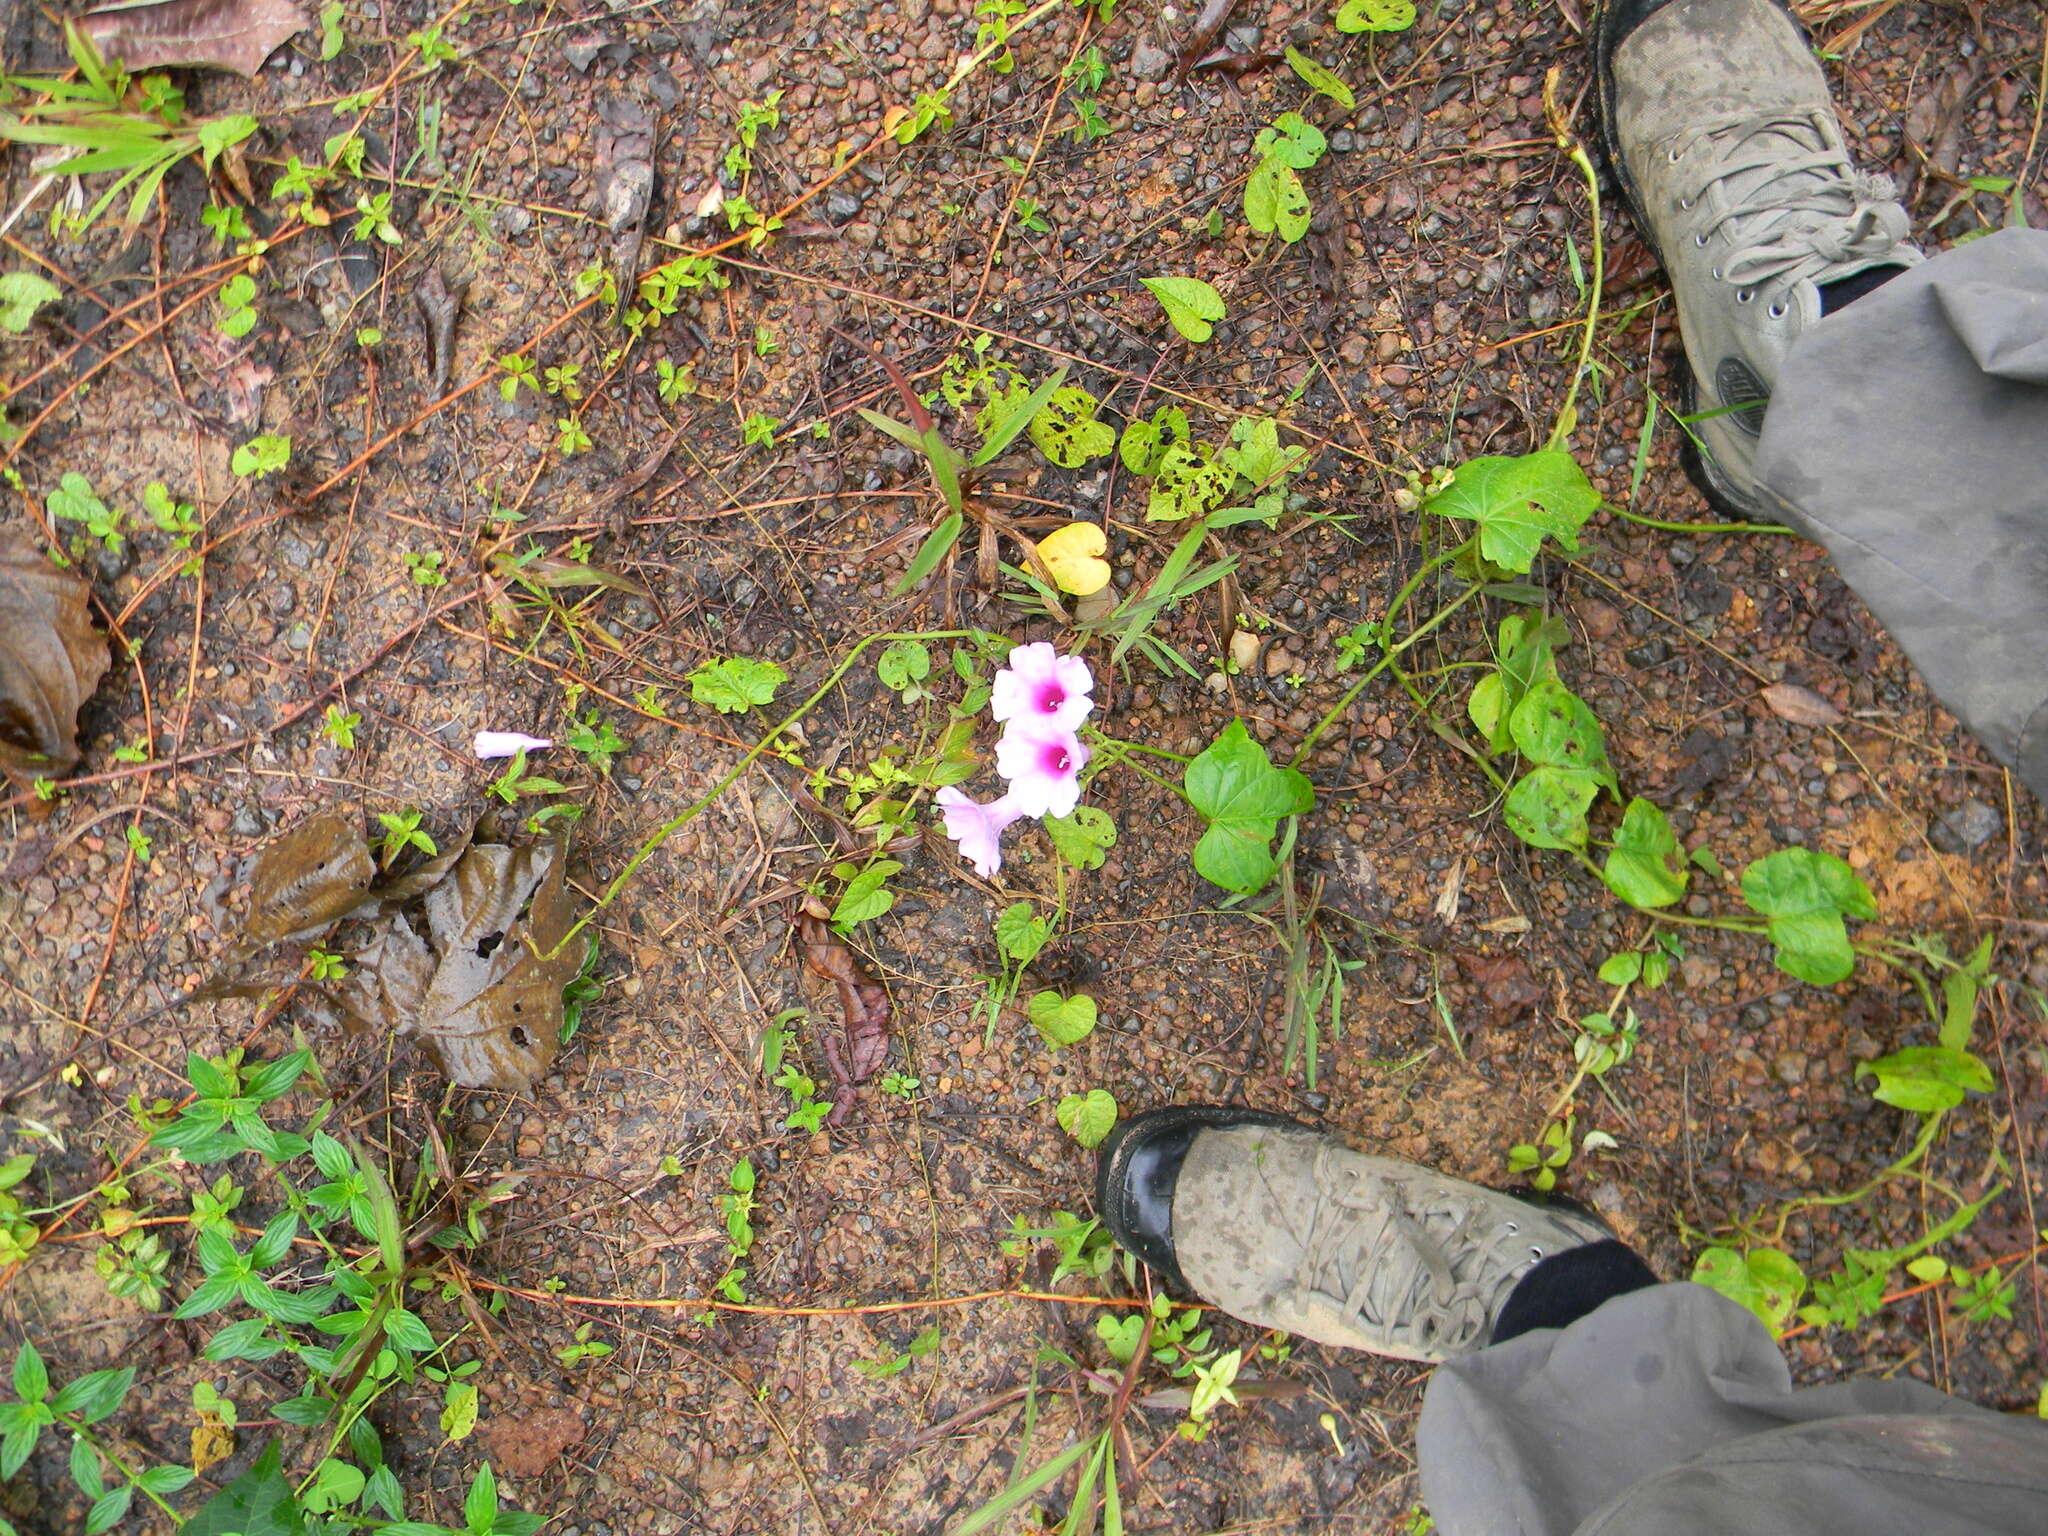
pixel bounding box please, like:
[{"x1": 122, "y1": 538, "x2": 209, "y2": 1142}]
[
  {"x1": 1490, "y1": 1239, "x2": 1660, "y2": 1344},
  {"x1": 1820, "y1": 264, "x2": 1908, "y2": 315}
]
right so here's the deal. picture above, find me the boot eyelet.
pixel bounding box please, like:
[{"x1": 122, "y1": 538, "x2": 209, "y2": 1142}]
[
  {"x1": 1767, "y1": 302, "x2": 1787, "y2": 319},
  {"x1": 1694, "y1": 232, "x2": 1708, "y2": 246},
  {"x1": 1667, "y1": 147, "x2": 1682, "y2": 163},
  {"x1": 1529, "y1": 1246, "x2": 1545, "y2": 1261},
  {"x1": 1710, "y1": 267, "x2": 1722, "y2": 281},
  {"x1": 1679, "y1": 197, "x2": 1694, "y2": 210},
  {"x1": 1736, "y1": 288, "x2": 1753, "y2": 303},
  {"x1": 1504, "y1": 1220, "x2": 1519, "y2": 1235}
]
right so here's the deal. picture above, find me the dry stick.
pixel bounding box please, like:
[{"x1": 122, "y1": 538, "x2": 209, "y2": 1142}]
[{"x1": 466, "y1": 1272, "x2": 1161, "y2": 1318}]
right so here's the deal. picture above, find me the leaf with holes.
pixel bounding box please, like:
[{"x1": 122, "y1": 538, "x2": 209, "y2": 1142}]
[
  {"x1": 1426, "y1": 451, "x2": 1598, "y2": 574},
  {"x1": 1244, "y1": 158, "x2": 1311, "y2": 243},
  {"x1": 1692, "y1": 1246, "x2": 1806, "y2": 1337},
  {"x1": 1284, "y1": 48, "x2": 1355, "y2": 109},
  {"x1": 1147, "y1": 440, "x2": 1236, "y2": 522},
  {"x1": 1334, "y1": 0, "x2": 1415, "y2": 31},
  {"x1": 1119, "y1": 404, "x2": 1190, "y2": 476},
  {"x1": 1855, "y1": 1045, "x2": 1992, "y2": 1117},
  {"x1": 1253, "y1": 113, "x2": 1327, "y2": 170},
  {"x1": 1044, "y1": 805, "x2": 1116, "y2": 870},
  {"x1": 1027, "y1": 386, "x2": 1115, "y2": 468}
]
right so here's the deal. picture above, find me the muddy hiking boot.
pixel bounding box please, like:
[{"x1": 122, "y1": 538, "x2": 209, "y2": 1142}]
[
  {"x1": 1595, "y1": 0, "x2": 1922, "y2": 529},
  {"x1": 1096, "y1": 1107, "x2": 1621, "y2": 1362}
]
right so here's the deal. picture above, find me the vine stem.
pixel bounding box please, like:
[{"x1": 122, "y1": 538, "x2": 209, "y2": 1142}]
[
  {"x1": 1543, "y1": 68, "x2": 1604, "y2": 453},
  {"x1": 1290, "y1": 550, "x2": 1474, "y2": 766},
  {"x1": 550, "y1": 631, "x2": 983, "y2": 957}
]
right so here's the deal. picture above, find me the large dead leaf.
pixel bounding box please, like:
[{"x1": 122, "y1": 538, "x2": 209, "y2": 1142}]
[
  {"x1": 347, "y1": 839, "x2": 578, "y2": 1090},
  {"x1": 224, "y1": 813, "x2": 577, "y2": 1091},
  {"x1": 240, "y1": 810, "x2": 376, "y2": 948},
  {"x1": 80, "y1": 0, "x2": 309, "y2": 78},
  {"x1": 0, "y1": 527, "x2": 110, "y2": 795}
]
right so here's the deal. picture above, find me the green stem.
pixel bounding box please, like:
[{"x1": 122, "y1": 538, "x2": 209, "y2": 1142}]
[
  {"x1": 1546, "y1": 142, "x2": 1604, "y2": 451},
  {"x1": 551, "y1": 629, "x2": 983, "y2": 957},
  {"x1": 1604, "y1": 503, "x2": 1793, "y2": 537},
  {"x1": 1291, "y1": 553, "x2": 1477, "y2": 766}
]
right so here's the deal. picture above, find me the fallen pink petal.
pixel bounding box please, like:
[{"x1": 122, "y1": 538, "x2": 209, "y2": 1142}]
[
  {"x1": 990, "y1": 641, "x2": 1094, "y2": 735},
  {"x1": 994, "y1": 722, "x2": 1089, "y2": 819},
  {"x1": 474, "y1": 731, "x2": 554, "y2": 760},
  {"x1": 935, "y1": 787, "x2": 1026, "y2": 878}
]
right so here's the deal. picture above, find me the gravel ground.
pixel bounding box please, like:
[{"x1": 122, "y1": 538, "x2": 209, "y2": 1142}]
[{"x1": 3, "y1": 0, "x2": 2046, "y2": 1531}]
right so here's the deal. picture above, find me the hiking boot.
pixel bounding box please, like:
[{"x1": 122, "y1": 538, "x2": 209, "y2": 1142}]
[
  {"x1": 1595, "y1": 0, "x2": 1922, "y2": 528},
  {"x1": 1095, "y1": 1107, "x2": 1614, "y2": 1361}
]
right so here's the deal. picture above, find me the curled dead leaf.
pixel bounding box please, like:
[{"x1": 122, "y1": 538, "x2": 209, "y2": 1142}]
[
  {"x1": 0, "y1": 527, "x2": 110, "y2": 796},
  {"x1": 240, "y1": 810, "x2": 376, "y2": 947},
  {"x1": 80, "y1": 0, "x2": 310, "y2": 77},
  {"x1": 796, "y1": 902, "x2": 891, "y2": 1123},
  {"x1": 1760, "y1": 682, "x2": 1844, "y2": 729}
]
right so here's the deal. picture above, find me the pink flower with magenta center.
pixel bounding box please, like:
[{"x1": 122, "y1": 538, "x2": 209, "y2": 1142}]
[
  {"x1": 935, "y1": 787, "x2": 1025, "y2": 879},
  {"x1": 995, "y1": 723, "x2": 1089, "y2": 819},
  {"x1": 990, "y1": 642, "x2": 1094, "y2": 735}
]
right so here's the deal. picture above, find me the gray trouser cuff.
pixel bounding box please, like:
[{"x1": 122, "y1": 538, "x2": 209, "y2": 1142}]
[
  {"x1": 1417, "y1": 1281, "x2": 2048, "y2": 1535},
  {"x1": 1754, "y1": 227, "x2": 2048, "y2": 802}
]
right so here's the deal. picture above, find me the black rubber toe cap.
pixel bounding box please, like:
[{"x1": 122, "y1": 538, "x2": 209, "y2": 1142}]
[{"x1": 1094, "y1": 1105, "x2": 1306, "y2": 1292}]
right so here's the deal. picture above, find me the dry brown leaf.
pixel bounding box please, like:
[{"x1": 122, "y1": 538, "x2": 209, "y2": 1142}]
[
  {"x1": 1457, "y1": 952, "x2": 1543, "y2": 1025},
  {"x1": 81, "y1": 0, "x2": 309, "y2": 78},
  {"x1": 1761, "y1": 682, "x2": 1843, "y2": 729},
  {"x1": 0, "y1": 528, "x2": 110, "y2": 796},
  {"x1": 240, "y1": 810, "x2": 375, "y2": 948},
  {"x1": 796, "y1": 901, "x2": 891, "y2": 1122}
]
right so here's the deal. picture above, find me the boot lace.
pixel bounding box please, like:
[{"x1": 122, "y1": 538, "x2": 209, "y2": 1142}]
[
  {"x1": 1681, "y1": 109, "x2": 1910, "y2": 298},
  {"x1": 1293, "y1": 1148, "x2": 1543, "y2": 1356}
]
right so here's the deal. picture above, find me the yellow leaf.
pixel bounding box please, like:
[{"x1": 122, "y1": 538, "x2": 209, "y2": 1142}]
[
  {"x1": 191, "y1": 1413, "x2": 234, "y2": 1475},
  {"x1": 1036, "y1": 521, "x2": 1112, "y2": 596}
]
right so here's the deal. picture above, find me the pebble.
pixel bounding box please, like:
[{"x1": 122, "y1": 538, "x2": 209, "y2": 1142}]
[
  {"x1": 1130, "y1": 41, "x2": 1172, "y2": 80},
  {"x1": 1930, "y1": 799, "x2": 2000, "y2": 854}
]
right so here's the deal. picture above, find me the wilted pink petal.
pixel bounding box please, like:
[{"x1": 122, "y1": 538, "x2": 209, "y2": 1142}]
[
  {"x1": 990, "y1": 642, "x2": 1094, "y2": 734},
  {"x1": 474, "y1": 731, "x2": 553, "y2": 760},
  {"x1": 994, "y1": 722, "x2": 1088, "y2": 819},
  {"x1": 936, "y1": 787, "x2": 1026, "y2": 878}
]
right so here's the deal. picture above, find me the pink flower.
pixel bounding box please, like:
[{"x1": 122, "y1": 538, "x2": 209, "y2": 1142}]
[
  {"x1": 995, "y1": 723, "x2": 1089, "y2": 818},
  {"x1": 990, "y1": 642, "x2": 1094, "y2": 735},
  {"x1": 474, "y1": 731, "x2": 553, "y2": 760},
  {"x1": 936, "y1": 787, "x2": 1026, "y2": 879}
]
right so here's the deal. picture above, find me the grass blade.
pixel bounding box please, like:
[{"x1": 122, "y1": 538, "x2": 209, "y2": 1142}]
[
  {"x1": 953, "y1": 1438, "x2": 1092, "y2": 1536},
  {"x1": 892, "y1": 513, "x2": 963, "y2": 596}
]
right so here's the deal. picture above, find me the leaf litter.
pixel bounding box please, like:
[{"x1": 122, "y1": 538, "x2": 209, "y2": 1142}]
[
  {"x1": 79, "y1": 0, "x2": 309, "y2": 77},
  {"x1": 224, "y1": 811, "x2": 582, "y2": 1090},
  {"x1": 0, "y1": 525, "x2": 110, "y2": 798},
  {"x1": 796, "y1": 898, "x2": 891, "y2": 1123}
]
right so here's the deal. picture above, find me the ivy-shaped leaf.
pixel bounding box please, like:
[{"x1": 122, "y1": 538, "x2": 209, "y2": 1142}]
[
  {"x1": 1692, "y1": 1246, "x2": 1806, "y2": 1337},
  {"x1": 1425, "y1": 451, "x2": 1598, "y2": 574},
  {"x1": 1029, "y1": 991, "x2": 1098, "y2": 1048},
  {"x1": 1055, "y1": 1089, "x2": 1118, "y2": 1148},
  {"x1": 1183, "y1": 719, "x2": 1315, "y2": 894},
  {"x1": 1044, "y1": 805, "x2": 1116, "y2": 870},
  {"x1": 1738, "y1": 847, "x2": 1877, "y2": 986},
  {"x1": 1252, "y1": 113, "x2": 1327, "y2": 170},
  {"x1": 1602, "y1": 797, "x2": 1689, "y2": 910},
  {"x1": 1027, "y1": 386, "x2": 1115, "y2": 468},
  {"x1": 1141, "y1": 276, "x2": 1226, "y2": 343}
]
